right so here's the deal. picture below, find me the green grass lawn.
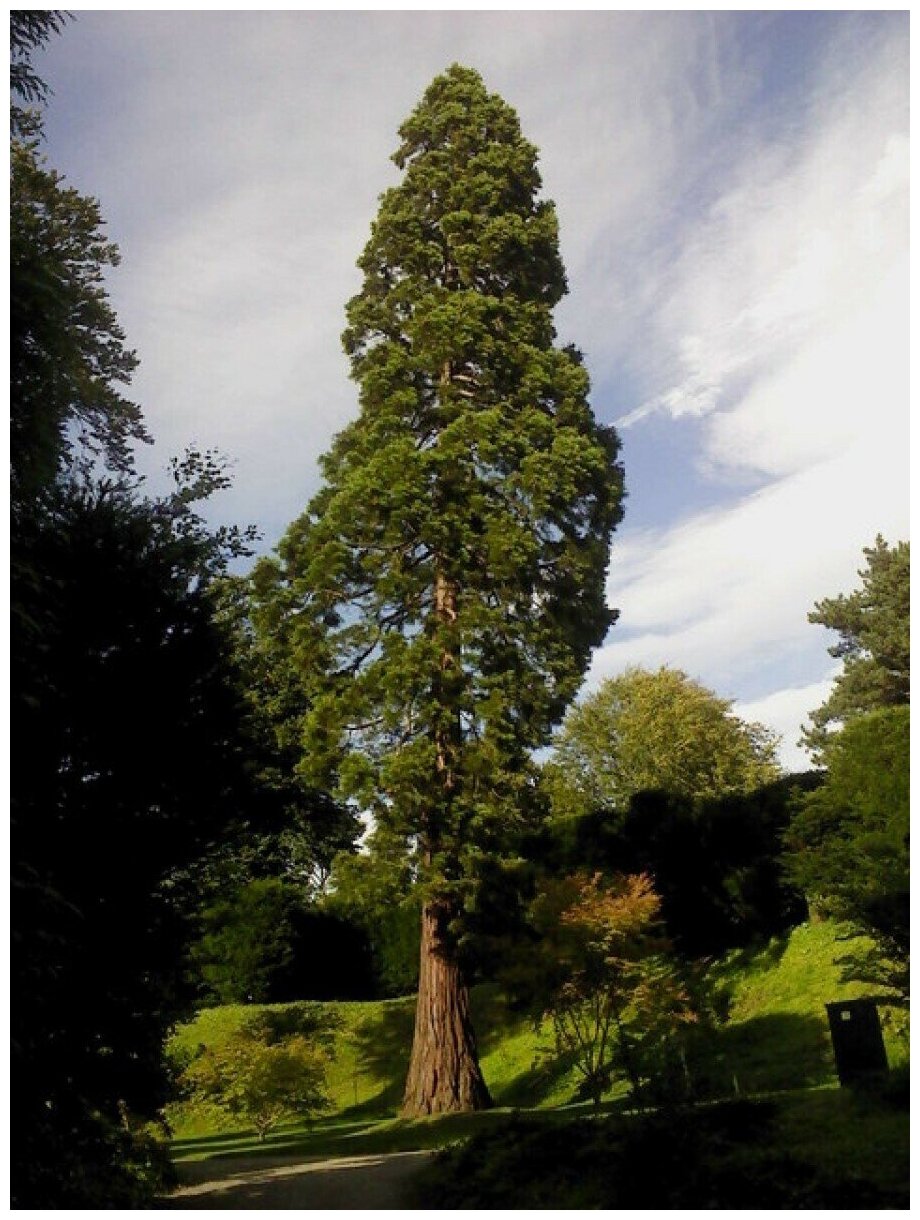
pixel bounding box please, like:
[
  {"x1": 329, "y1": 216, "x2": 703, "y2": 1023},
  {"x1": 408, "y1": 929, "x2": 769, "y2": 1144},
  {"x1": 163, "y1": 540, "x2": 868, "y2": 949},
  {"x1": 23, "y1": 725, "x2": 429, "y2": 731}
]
[{"x1": 166, "y1": 918, "x2": 908, "y2": 1180}]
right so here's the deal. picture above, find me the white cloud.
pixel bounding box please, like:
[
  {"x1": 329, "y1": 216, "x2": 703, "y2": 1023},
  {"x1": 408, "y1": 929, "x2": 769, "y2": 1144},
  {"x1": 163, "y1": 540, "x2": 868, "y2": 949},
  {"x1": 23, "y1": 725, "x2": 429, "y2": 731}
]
[
  {"x1": 734, "y1": 679, "x2": 837, "y2": 774},
  {"x1": 592, "y1": 437, "x2": 908, "y2": 703},
  {"x1": 584, "y1": 17, "x2": 908, "y2": 771},
  {"x1": 705, "y1": 261, "x2": 906, "y2": 479},
  {"x1": 618, "y1": 23, "x2": 908, "y2": 437}
]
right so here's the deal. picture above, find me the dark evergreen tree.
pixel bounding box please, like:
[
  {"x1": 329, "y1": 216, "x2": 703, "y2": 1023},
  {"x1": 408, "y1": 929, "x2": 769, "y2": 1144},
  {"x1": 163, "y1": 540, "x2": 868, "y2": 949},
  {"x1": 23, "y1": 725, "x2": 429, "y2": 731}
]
[
  {"x1": 9, "y1": 17, "x2": 268, "y2": 1203},
  {"x1": 255, "y1": 65, "x2": 623, "y2": 1114},
  {"x1": 12, "y1": 470, "x2": 260, "y2": 1206},
  {"x1": 785, "y1": 706, "x2": 909, "y2": 1000}
]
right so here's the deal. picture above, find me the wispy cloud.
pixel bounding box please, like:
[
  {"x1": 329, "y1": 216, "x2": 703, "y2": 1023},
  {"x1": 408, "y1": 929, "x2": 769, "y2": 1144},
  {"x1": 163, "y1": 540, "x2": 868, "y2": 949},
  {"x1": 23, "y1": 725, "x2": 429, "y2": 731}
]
[
  {"x1": 578, "y1": 16, "x2": 908, "y2": 770},
  {"x1": 593, "y1": 438, "x2": 907, "y2": 689},
  {"x1": 613, "y1": 20, "x2": 907, "y2": 436},
  {"x1": 734, "y1": 678, "x2": 837, "y2": 773},
  {"x1": 37, "y1": 13, "x2": 908, "y2": 766}
]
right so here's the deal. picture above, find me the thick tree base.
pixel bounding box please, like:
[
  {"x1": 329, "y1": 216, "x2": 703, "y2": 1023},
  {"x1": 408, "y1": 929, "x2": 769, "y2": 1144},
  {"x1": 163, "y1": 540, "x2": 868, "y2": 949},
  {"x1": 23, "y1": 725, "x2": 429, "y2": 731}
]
[{"x1": 401, "y1": 901, "x2": 492, "y2": 1116}]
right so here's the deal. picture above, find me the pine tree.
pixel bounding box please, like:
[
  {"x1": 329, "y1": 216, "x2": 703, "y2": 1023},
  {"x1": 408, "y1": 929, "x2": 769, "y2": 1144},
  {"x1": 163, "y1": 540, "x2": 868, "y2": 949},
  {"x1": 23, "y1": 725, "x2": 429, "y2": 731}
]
[
  {"x1": 802, "y1": 536, "x2": 909, "y2": 758},
  {"x1": 256, "y1": 64, "x2": 624, "y2": 1114}
]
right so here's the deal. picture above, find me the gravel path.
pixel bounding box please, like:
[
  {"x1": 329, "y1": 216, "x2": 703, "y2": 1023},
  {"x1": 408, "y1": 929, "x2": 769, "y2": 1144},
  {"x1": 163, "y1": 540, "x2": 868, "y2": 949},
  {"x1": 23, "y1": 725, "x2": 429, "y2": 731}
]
[{"x1": 163, "y1": 1149, "x2": 436, "y2": 1210}]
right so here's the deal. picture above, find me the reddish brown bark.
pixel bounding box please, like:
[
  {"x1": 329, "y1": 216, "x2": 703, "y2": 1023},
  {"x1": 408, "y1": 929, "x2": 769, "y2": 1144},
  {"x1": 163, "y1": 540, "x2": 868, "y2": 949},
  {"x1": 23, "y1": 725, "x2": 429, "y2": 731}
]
[
  {"x1": 401, "y1": 465, "x2": 491, "y2": 1115},
  {"x1": 401, "y1": 899, "x2": 492, "y2": 1115}
]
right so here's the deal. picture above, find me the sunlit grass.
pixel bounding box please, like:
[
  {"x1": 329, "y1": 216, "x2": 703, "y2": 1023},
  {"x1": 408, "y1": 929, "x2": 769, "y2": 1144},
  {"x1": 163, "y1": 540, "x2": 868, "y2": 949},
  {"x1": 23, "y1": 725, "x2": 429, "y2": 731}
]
[{"x1": 167, "y1": 919, "x2": 908, "y2": 1164}]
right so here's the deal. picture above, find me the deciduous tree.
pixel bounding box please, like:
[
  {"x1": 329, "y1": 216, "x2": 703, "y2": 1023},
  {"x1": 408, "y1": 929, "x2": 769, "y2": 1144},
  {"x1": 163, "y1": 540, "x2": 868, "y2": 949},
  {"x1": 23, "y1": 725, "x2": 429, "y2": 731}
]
[
  {"x1": 546, "y1": 666, "x2": 779, "y2": 822},
  {"x1": 254, "y1": 64, "x2": 623, "y2": 1114},
  {"x1": 179, "y1": 1008, "x2": 336, "y2": 1141},
  {"x1": 525, "y1": 872, "x2": 697, "y2": 1106}
]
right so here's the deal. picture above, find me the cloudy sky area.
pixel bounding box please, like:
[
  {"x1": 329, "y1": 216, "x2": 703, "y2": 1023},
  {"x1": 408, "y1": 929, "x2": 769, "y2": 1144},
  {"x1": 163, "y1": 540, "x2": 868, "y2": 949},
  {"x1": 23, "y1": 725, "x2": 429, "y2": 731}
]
[{"x1": 37, "y1": 11, "x2": 909, "y2": 771}]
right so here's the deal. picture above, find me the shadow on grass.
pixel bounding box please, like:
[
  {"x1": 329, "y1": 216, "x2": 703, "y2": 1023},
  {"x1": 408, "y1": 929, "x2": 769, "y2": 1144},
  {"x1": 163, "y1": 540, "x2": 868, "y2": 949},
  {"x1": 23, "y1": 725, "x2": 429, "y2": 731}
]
[
  {"x1": 171, "y1": 1117, "x2": 379, "y2": 1159},
  {"x1": 342, "y1": 1001, "x2": 416, "y2": 1117},
  {"x1": 708, "y1": 932, "x2": 792, "y2": 990},
  {"x1": 700, "y1": 1012, "x2": 835, "y2": 1097},
  {"x1": 491, "y1": 1045, "x2": 581, "y2": 1108}
]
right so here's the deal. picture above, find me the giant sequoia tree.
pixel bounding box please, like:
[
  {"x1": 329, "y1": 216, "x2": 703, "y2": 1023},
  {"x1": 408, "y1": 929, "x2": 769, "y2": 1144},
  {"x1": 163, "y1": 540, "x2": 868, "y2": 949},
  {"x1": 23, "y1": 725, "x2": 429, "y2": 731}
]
[{"x1": 255, "y1": 65, "x2": 623, "y2": 1114}]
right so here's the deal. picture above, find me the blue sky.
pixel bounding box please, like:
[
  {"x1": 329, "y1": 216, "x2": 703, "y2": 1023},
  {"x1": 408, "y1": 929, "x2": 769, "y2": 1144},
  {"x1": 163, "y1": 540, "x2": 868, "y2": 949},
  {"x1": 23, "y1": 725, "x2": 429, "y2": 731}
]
[{"x1": 36, "y1": 11, "x2": 909, "y2": 770}]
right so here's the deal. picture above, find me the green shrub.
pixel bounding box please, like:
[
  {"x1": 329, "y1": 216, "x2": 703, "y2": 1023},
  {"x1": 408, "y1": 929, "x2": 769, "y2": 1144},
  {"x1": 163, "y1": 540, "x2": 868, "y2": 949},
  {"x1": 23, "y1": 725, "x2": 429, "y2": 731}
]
[{"x1": 177, "y1": 1004, "x2": 338, "y2": 1139}]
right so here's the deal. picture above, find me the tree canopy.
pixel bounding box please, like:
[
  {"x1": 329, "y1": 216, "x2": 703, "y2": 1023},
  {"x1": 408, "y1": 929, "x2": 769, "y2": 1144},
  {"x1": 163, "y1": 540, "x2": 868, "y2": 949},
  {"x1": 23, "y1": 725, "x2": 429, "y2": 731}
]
[
  {"x1": 546, "y1": 666, "x2": 780, "y2": 821},
  {"x1": 12, "y1": 470, "x2": 265, "y2": 1206},
  {"x1": 252, "y1": 63, "x2": 624, "y2": 1114},
  {"x1": 802, "y1": 536, "x2": 909, "y2": 758}
]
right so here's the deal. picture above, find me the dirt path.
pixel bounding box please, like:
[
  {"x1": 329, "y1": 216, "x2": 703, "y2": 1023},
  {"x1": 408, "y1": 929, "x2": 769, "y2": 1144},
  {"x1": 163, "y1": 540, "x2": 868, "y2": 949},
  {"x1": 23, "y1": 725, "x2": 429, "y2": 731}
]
[{"x1": 163, "y1": 1149, "x2": 436, "y2": 1209}]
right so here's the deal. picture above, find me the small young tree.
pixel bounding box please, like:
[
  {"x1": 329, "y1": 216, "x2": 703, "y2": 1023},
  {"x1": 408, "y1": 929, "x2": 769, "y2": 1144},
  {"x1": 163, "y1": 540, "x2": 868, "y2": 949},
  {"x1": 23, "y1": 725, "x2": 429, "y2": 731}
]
[
  {"x1": 253, "y1": 64, "x2": 624, "y2": 1114},
  {"x1": 179, "y1": 1010, "x2": 335, "y2": 1141},
  {"x1": 527, "y1": 873, "x2": 697, "y2": 1106}
]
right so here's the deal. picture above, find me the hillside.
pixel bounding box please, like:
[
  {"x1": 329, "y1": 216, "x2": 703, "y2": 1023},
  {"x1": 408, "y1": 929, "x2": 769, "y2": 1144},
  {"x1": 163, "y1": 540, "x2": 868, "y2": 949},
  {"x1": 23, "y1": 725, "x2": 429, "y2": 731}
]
[{"x1": 167, "y1": 918, "x2": 907, "y2": 1146}]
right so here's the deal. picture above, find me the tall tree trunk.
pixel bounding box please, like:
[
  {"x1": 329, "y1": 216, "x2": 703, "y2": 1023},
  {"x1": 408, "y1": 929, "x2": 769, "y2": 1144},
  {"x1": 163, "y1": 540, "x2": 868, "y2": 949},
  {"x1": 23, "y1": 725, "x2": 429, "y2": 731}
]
[
  {"x1": 401, "y1": 557, "x2": 492, "y2": 1116},
  {"x1": 401, "y1": 898, "x2": 492, "y2": 1115}
]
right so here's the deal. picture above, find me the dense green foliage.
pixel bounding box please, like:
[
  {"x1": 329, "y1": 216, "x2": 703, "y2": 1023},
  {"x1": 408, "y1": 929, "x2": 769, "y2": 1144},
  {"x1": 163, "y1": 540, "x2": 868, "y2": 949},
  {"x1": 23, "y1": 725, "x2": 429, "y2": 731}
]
[
  {"x1": 802, "y1": 537, "x2": 909, "y2": 757},
  {"x1": 12, "y1": 470, "x2": 264, "y2": 1207},
  {"x1": 251, "y1": 62, "x2": 624, "y2": 929},
  {"x1": 192, "y1": 880, "x2": 306, "y2": 1004},
  {"x1": 546, "y1": 666, "x2": 780, "y2": 821},
  {"x1": 785, "y1": 706, "x2": 909, "y2": 1000},
  {"x1": 548, "y1": 775, "x2": 815, "y2": 955},
  {"x1": 326, "y1": 835, "x2": 423, "y2": 996},
  {"x1": 191, "y1": 879, "x2": 377, "y2": 1004}
]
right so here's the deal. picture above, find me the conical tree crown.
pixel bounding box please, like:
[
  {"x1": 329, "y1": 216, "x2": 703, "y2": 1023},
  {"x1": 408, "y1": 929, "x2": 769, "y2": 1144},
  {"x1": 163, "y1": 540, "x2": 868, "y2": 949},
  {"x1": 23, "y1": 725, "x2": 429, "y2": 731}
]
[
  {"x1": 345, "y1": 63, "x2": 564, "y2": 360},
  {"x1": 261, "y1": 65, "x2": 623, "y2": 883}
]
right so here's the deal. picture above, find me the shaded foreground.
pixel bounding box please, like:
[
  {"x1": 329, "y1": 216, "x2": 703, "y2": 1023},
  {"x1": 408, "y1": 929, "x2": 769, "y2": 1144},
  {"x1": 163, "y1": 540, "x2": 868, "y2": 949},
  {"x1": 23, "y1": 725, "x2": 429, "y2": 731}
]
[
  {"x1": 412, "y1": 1089, "x2": 910, "y2": 1210},
  {"x1": 161, "y1": 1083, "x2": 908, "y2": 1210},
  {"x1": 163, "y1": 1150, "x2": 434, "y2": 1210}
]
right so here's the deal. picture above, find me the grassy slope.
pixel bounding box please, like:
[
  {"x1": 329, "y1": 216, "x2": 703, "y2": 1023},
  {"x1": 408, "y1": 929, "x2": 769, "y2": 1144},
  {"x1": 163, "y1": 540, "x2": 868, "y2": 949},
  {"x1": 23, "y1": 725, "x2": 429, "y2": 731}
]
[
  {"x1": 167, "y1": 919, "x2": 908, "y2": 1173},
  {"x1": 703, "y1": 919, "x2": 907, "y2": 1093}
]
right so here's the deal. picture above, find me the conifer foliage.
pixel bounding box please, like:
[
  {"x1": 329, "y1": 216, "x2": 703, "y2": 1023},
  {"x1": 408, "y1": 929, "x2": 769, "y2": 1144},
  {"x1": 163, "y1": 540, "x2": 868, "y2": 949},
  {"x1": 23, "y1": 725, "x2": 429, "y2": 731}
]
[{"x1": 256, "y1": 65, "x2": 624, "y2": 1114}]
